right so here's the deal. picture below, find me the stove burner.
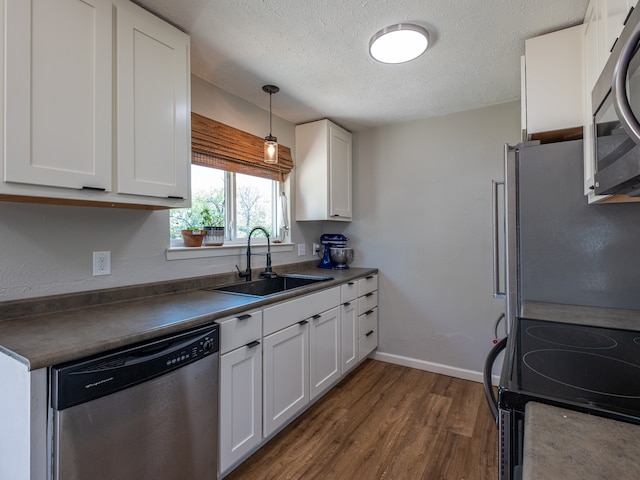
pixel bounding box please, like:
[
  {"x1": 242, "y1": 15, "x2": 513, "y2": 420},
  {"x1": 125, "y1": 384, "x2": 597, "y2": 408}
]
[
  {"x1": 525, "y1": 325, "x2": 617, "y2": 349},
  {"x1": 523, "y1": 349, "x2": 640, "y2": 398}
]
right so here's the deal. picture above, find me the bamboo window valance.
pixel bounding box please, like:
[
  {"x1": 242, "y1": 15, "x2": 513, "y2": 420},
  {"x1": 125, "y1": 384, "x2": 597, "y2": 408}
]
[{"x1": 191, "y1": 112, "x2": 294, "y2": 182}]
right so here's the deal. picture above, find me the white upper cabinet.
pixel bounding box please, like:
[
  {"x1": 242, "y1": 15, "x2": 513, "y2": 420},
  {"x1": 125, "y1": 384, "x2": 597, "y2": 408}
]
[
  {"x1": 4, "y1": 0, "x2": 113, "y2": 191},
  {"x1": 115, "y1": 0, "x2": 190, "y2": 200},
  {"x1": 0, "y1": 0, "x2": 190, "y2": 208},
  {"x1": 523, "y1": 25, "x2": 584, "y2": 135},
  {"x1": 295, "y1": 119, "x2": 352, "y2": 221}
]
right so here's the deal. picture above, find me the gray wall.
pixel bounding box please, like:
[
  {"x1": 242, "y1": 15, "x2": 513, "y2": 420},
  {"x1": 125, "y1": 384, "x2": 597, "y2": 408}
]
[
  {"x1": 346, "y1": 101, "x2": 521, "y2": 378},
  {"x1": 0, "y1": 76, "x2": 322, "y2": 301}
]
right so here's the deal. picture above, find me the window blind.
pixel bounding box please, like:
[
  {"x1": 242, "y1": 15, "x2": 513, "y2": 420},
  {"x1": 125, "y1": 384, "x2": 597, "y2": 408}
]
[{"x1": 191, "y1": 112, "x2": 293, "y2": 181}]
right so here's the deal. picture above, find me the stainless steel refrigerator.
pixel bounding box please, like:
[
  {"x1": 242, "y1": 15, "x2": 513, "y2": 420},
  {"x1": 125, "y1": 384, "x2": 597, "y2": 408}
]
[
  {"x1": 497, "y1": 139, "x2": 640, "y2": 329},
  {"x1": 485, "y1": 139, "x2": 640, "y2": 480}
]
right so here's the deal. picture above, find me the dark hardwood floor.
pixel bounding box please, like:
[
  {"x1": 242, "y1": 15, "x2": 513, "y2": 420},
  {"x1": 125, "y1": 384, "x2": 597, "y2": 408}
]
[{"x1": 224, "y1": 359, "x2": 498, "y2": 480}]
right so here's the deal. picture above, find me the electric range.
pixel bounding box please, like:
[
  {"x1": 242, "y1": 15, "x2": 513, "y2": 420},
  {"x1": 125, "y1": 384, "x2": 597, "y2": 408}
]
[
  {"x1": 496, "y1": 317, "x2": 640, "y2": 479},
  {"x1": 499, "y1": 317, "x2": 640, "y2": 423}
]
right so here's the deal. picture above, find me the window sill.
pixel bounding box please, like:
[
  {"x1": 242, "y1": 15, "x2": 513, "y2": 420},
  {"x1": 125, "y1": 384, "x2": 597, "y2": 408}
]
[{"x1": 166, "y1": 242, "x2": 294, "y2": 261}]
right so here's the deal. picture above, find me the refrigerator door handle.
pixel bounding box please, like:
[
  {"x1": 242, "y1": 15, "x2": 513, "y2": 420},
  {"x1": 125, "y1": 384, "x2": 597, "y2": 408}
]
[{"x1": 492, "y1": 179, "x2": 506, "y2": 299}]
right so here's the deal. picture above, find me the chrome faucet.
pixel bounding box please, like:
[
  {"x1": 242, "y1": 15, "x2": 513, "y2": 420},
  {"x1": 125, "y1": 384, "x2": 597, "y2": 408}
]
[{"x1": 238, "y1": 227, "x2": 276, "y2": 281}]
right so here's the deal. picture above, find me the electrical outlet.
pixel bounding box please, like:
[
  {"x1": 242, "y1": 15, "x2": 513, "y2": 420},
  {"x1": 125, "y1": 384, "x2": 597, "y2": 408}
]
[
  {"x1": 297, "y1": 243, "x2": 306, "y2": 256},
  {"x1": 93, "y1": 251, "x2": 111, "y2": 276},
  {"x1": 313, "y1": 243, "x2": 321, "y2": 254}
]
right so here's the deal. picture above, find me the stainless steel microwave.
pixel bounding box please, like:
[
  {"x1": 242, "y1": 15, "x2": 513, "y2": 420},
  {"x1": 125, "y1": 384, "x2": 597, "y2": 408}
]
[{"x1": 592, "y1": 5, "x2": 640, "y2": 196}]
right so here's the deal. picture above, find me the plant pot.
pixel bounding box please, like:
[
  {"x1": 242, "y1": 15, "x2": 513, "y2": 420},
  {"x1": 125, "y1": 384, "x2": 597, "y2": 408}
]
[
  {"x1": 203, "y1": 226, "x2": 225, "y2": 246},
  {"x1": 181, "y1": 229, "x2": 206, "y2": 247}
]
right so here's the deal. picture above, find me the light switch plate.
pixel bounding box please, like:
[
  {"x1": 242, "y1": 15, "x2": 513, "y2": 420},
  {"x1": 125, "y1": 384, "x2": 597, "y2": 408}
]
[{"x1": 297, "y1": 243, "x2": 306, "y2": 256}]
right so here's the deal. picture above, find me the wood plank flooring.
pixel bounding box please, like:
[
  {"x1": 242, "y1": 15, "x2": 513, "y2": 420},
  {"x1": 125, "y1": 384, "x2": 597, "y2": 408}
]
[{"x1": 224, "y1": 359, "x2": 498, "y2": 480}]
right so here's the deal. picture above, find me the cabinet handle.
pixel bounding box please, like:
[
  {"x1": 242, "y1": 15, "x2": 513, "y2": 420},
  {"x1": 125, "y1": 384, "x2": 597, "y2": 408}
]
[
  {"x1": 167, "y1": 195, "x2": 184, "y2": 200},
  {"x1": 365, "y1": 330, "x2": 375, "y2": 337},
  {"x1": 343, "y1": 302, "x2": 351, "y2": 307},
  {"x1": 246, "y1": 340, "x2": 260, "y2": 348},
  {"x1": 312, "y1": 314, "x2": 322, "y2": 320},
  {"x1": 365, "y1": 309, "x2": 375, "y2": 316},
  {"x1": 624, "y1": 6, "x2": 634, "y2": 26},
  {"x1": 365, "y1": 275, "x2": 374, "y2": 280},
  {"x1": 237, "y1": 314, "x2": 252, "y2": 321},
  {"x1": 365, "y1": 292, "x2": 374, "y2": 298},
  {"x1": 298, "y1": 320, "x2": 308, "y2": 326},
  {"x1": 81, "y1": 186, "x2": 106, "y2": 191},
  {"x1": 348, "y1": 282, "x2": 355, "y2": 285}
]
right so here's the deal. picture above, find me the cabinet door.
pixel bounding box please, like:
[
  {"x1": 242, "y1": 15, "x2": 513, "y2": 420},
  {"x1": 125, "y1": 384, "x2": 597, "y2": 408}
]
[
  {"x1": 4, "y1": 0, "x2": 112, "y2": 190},
  {"x1": 309, "y1": 306, "x2": 341, "y2": 400},
  {"x1": 115, "y1": 1, "x2": 190, "y2": 200},
  {"x1": 328, "y1": 123, "x2": 352, "y2": 220},
  {"x1": 263, "y1": 322, "x2": 309, "y2": 438},
  {"x1": 341, "y1": 301, "x2": 358, "y2": 375},
  {"x1": 219, "y1": 342, "x2": 262, "y2": 474},
  {"x1": 524, "y1": 25, "x2": 584, "y2": 134}
]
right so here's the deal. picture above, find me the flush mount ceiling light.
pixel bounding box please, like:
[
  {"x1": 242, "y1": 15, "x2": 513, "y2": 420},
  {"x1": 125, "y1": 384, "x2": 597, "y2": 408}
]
[
  {"x1": 369, "y1": 23, "x2": 430, "y2": 64},
  {"x1": 263, "y1": 84, "x2": 279, "y2": 164}
]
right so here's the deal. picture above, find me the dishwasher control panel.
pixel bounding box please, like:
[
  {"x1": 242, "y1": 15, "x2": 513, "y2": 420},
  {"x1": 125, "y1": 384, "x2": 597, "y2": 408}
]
[{"x1": 52, "y1": 324, "x2": 219, "y2": 410}]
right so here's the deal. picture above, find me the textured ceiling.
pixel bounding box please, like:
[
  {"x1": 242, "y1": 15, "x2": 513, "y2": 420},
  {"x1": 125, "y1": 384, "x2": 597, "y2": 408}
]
[{"x1": 134, "y1": 0, "x2": 589, "y2": 132}]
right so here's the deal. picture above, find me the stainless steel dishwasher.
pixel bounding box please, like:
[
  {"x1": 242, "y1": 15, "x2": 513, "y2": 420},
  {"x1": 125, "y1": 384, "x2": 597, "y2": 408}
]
[{"x1": 51, "y1": 323, "x2": 219, "y2": 480}]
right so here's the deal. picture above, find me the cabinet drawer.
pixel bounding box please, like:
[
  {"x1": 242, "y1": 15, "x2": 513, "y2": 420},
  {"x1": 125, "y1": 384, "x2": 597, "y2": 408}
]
[
  {"x1": 217, "y1": 310, "x2": 263, "y2": 354},
  {"x1": 357, "y1": 274, "x2": 378, "y2": 296},
  {"x1": 263, "y1": 287, "x2": 340, "y2": 336},
  {"x1": 358, "y1": 329, "x2": 378, "y2": 361},
  {"x1": 358, "y1": 290, "x2": 378, "y2": 316},
  {"x1": 358, "y1": 307, "x2": 378, "y2": 338},
  {"x1": 340, "y1": 281, "x2": 358, "y2": 303}
]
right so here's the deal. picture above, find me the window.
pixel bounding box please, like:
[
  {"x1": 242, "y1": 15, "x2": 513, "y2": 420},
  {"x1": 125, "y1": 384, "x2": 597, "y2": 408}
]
[
  {"x1": 170, "y1": 165, "x2": 279, "y2": 244},
  {"x1": 173, "y1": 113, "x2": 294, "y2": 249}
]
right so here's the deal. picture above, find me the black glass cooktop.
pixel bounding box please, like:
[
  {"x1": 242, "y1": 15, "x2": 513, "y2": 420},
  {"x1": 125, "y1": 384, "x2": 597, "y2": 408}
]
[{"x1": 499, "y1": 317, "x2": 640, "y2": 424}]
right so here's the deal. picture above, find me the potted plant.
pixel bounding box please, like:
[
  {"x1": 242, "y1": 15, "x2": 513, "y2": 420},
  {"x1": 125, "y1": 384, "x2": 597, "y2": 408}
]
[
  {"x1": 200, "y1": 207, "x2": 225, "y2": 246},
  {"x1": 171, "y1": 209, "x2": 207, "y2": 247}
]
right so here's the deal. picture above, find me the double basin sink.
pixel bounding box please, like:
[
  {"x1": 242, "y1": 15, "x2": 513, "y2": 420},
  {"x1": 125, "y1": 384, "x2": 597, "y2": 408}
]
[{"x1": 207, "y1": 274, "x2": 333, "y2": 297}]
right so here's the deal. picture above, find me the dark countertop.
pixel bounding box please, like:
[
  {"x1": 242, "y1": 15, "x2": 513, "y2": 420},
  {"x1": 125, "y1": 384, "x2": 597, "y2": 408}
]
[
  {"x1": 0, "y1": 265, "x2": 377, "y2": 370},
  {"x1": 523, "y1": 402, "x2": 640, "y2": 479}
]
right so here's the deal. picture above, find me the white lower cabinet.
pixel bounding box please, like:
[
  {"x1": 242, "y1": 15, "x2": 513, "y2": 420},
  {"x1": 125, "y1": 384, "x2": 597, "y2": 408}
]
[
  {"x1": 263, "y1": 322, "x2": 310, "y2": 438},
  {"x1": 219, "y1": 341, "x2": 262, "y2": 474},
  {"x1": 357, "y1": 275, "x2": 379, "y2": 361},
  {"x1": 309, "y1": 306, "x2": 341, "y2": 400},
  {"x1": 219, "y1": 276, "x2": 378, "y2": 477},
  {"x1": 340, "y1": 282, "x2": 358, "y2": 375},
  {"x1": 217, "y1": 310, "x2": 262, "y2": 475}
]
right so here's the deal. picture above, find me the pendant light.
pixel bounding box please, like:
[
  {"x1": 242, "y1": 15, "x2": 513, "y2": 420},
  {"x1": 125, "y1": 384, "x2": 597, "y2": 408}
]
[
  {"x1": 369, "y1": 23, "x2": 430, "y2": 64},
  {"x1": 263, "y1": 84, "x2": 279, "y2": 164}
]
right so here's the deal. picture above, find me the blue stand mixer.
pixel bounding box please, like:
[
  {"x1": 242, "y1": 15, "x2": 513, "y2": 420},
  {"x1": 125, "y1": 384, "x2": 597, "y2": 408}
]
[{"x1": 318, "y1": 234, "x2": 348, "y2": 269}]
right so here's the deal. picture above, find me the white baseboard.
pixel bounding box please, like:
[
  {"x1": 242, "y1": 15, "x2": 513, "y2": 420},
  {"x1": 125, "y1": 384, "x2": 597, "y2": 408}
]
[{"x1": 370, "y1": 351, "x2": 501, "y2": 386}]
